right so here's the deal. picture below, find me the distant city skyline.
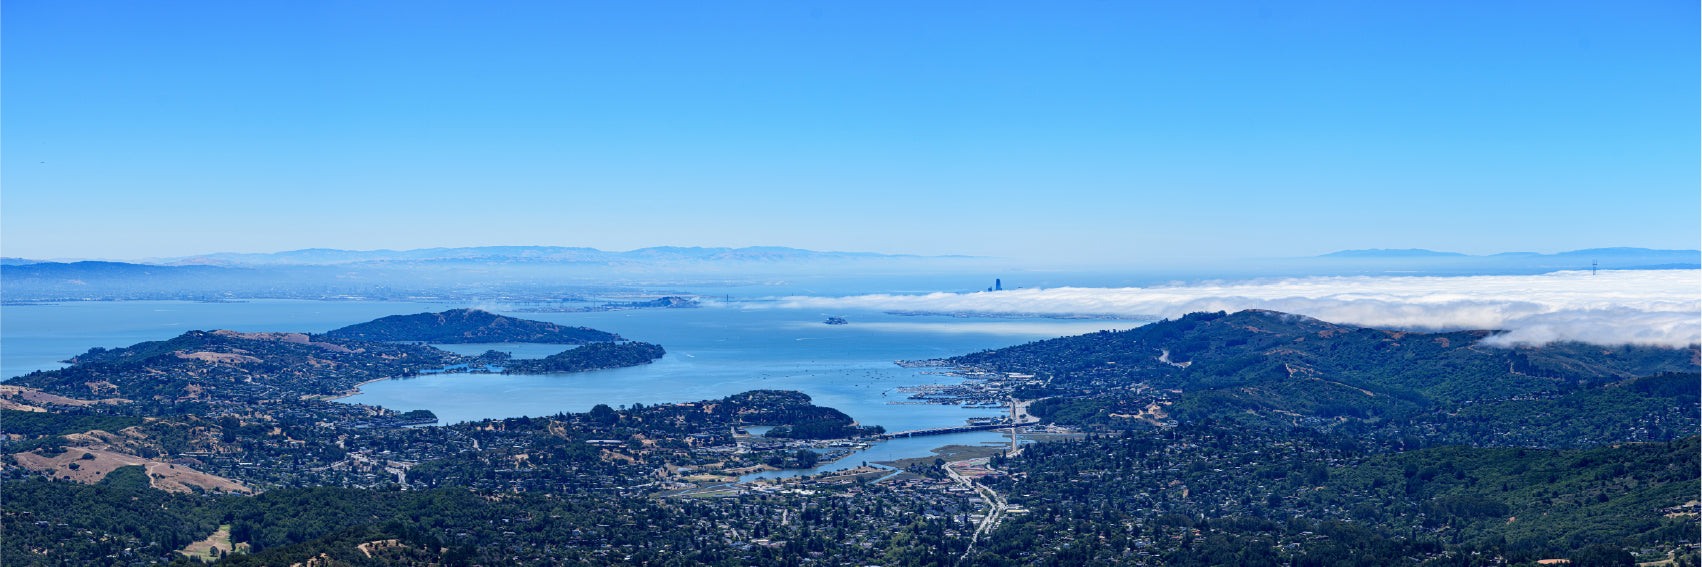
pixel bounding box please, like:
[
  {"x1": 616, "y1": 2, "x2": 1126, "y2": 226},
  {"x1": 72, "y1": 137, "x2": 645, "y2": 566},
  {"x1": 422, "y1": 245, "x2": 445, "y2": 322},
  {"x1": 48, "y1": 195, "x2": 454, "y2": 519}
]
[{"x1": 4, "y1": 1, "x2": 1696, "y2": 265}]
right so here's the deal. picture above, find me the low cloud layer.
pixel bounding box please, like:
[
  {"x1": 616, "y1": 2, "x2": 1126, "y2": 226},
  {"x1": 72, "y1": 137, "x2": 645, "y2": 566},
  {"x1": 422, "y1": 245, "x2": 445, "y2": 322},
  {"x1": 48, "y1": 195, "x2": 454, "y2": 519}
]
[{"x1": 778, "y1": 270, "x2": 1701, "y2": 347}]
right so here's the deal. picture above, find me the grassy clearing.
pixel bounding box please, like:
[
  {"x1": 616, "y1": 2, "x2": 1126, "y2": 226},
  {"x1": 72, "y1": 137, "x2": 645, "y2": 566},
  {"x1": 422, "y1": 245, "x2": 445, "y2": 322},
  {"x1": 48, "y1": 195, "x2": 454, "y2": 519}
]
[{"x1": 177, "y1": 524, "x2": 249, "y2": 560}]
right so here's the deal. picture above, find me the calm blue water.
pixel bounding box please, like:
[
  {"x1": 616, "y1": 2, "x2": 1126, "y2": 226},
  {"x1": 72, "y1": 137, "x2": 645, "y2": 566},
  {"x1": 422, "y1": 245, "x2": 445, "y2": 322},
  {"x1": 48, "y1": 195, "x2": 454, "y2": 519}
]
[
  {"x1": 344, "y1": 306, "x2": 1141, "y2": 429},
  {"x1": 1, "y1": 299, "x2": 1143, "y2": 474},
  {"x1": 429, "y1": 343, "x2": 577, "y2": 359}
]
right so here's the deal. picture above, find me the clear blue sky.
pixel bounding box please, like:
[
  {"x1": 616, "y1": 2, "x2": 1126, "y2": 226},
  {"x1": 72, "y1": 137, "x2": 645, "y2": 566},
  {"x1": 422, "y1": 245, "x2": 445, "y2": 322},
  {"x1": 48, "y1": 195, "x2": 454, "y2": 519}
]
[{"x1": 4, "y1": 1, "x2": 1696, "y2": 264}]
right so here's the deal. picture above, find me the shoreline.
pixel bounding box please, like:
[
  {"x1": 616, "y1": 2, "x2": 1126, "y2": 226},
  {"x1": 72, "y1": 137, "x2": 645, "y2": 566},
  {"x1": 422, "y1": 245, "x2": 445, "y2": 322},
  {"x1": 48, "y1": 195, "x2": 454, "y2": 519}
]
[
  {"x1": 872, "y1": 444, "x2": 1008, "y2": 470},
  {"x1": 318, "y1": 377, "x2": 397, "y2": 402}
]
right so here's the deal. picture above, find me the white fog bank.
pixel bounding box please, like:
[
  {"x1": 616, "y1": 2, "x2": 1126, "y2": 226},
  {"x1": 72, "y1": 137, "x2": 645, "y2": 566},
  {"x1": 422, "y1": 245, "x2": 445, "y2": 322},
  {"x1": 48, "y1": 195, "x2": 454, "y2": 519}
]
[{"x1": 777, "y1": 270, "x2": 1701, "y2": 347}]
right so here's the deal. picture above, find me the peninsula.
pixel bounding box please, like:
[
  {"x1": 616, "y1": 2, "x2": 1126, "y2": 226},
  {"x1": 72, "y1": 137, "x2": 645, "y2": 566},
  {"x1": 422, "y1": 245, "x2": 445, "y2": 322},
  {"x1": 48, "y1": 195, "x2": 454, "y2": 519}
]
[{"x1": 7, "y1": 311, "x2": 657, "y2": 413}]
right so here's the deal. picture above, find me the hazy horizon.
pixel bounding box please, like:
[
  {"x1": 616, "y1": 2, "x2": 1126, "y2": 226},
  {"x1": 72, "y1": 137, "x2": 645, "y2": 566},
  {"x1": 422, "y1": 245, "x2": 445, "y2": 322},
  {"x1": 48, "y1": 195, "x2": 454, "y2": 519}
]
[{"x1": 6, "y1": 242, "x2": 1698, "y2": 268}]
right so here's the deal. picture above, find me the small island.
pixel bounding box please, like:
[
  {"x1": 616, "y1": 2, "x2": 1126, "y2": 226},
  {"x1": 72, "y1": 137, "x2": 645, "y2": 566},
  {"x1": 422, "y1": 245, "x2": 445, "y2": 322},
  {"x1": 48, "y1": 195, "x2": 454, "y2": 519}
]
[
  {"x1": 515, "y1": 295, "x2": 701, "y2": 313},
  {"x1": 321, "y1": 308, "x2": 622, "y2": 344},
  {"x1": 824, "y1": 316, "x2": 848, "y2": 325}
]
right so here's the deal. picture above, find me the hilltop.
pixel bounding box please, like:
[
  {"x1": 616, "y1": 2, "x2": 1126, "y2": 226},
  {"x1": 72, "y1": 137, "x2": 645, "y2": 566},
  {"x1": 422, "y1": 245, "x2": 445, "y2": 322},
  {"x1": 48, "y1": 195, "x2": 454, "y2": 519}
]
[
  {"x1": 937, "y1": 309, "x2": 1699, "y2": 441},
  {"x1": 321, "y1": 309, "x2": 622, "y2": 344},
  {"x1": 0, "y1": 246, "x2": 991, "y2": 302},
  {"x1": 1308, "y1": 246, "x2": 1699, "y2": 272},
  {"x1": 7, "y1": 310, "x2": 652, "y2": 409},
  {"x1": 948, "y1": 309, "x2": 1696, "y2": 398},
  {"x1": 500, "y1": 342, "x2": 667, "y2": 374},
  {"x1": 163, "y1": 245, "x2": 949, "y2": 266},
  {"x1": 7, "y1": 330, "x2": 460, "y2": 406}
]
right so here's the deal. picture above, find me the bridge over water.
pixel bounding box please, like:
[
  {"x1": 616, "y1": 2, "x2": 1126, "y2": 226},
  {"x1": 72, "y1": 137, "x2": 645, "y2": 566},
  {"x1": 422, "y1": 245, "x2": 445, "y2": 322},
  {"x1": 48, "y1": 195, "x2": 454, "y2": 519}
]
[
  {"x1": 875, "y1": 398, "x2": 1041, "y2": 440},
  {"x1": 875, "y1": 422, "x2": 1014, "y2": 439}
]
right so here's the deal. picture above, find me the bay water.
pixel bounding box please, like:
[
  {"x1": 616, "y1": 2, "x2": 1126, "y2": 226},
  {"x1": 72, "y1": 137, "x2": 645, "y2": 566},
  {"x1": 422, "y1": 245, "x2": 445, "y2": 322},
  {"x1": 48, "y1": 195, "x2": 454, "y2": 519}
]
[{"x1": 2, "y1": 299, "x2": 1145, "y2": 479}]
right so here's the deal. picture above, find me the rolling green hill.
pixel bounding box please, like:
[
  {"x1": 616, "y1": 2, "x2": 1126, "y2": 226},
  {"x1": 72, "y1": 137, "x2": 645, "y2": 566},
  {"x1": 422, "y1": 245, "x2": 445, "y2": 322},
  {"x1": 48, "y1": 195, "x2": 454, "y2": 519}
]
[
  {"x1": 321, "y1": 309, "x2": 622, "y2": 344},
  {"x1": 500, "y1": 341, "x2": 667, "y2": 374},
  {"x1": 8, "y1": 330, "x2": 459, "y2": 404},
  {"x1": 944, "y1": 310, "x2": 1699, "y2": 443}
]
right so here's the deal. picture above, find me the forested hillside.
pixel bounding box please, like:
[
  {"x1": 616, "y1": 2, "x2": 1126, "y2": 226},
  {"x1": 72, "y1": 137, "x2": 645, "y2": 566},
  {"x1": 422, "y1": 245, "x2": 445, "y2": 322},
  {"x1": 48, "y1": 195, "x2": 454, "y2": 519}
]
[
  {"x1": 322, "y1": 308, "x2": 622, "y2": 343},
  {"x1": 950, "y1": 310, "x2": 1695, "y2": 401},
  {"x1": 501, "y1": 341, "x2": 667, "y2": 374},
  {"x1": 942, "y1": 310, "x2": 1699, "y2": 441},
  {"x1": 969, "y1": 428, "x2": 1699, "y2": 565},
  {"x1": 7, "y1": 330, "x2": 458, "y2": 405}
]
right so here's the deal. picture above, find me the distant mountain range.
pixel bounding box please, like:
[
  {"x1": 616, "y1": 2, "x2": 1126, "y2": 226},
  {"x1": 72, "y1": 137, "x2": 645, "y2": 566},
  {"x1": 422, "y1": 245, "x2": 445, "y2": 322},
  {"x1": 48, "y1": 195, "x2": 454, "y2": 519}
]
[
  {"x1": 3, "y1": 246, "x2": 963, "y2": 268},
  {"x1": 158, "y1": 246, "x2": 956, "y2": 267},
  {"x1": 6, "y1": 245, "x2": 1692, "y2": 269},
  {"x1": 1318, "y1": 248, "x2": 1471, "y2": 258},
  {"x1": 0, "y1": 246, "x2": 991, "y2": 302},
  {"x1": 1312, "y1": 247, "x2": 1698, "y2": 271},
  {"x1": 2, "y1": 246, "x2": 1695, "y2": 303},
  {"x1": 1320, "y1": 247, "x2": 1697, "y2": 259}
]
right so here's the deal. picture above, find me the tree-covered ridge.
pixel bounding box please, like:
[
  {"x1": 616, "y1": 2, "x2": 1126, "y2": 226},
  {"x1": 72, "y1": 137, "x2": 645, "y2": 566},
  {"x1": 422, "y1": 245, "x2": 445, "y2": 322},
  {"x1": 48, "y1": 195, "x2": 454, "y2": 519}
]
[
  {"x1": 1331, "y1": 372, "x2": 1702, "y2": 449},
  {"x1": 950, "y1": 310, "x2": 1695, "y2": 399},
  {"x1": 321, "y1": 308, "x2": 622, "y2": 344},
  {"x1": 941, "y1": 310, "x2": 1698, "y2": 433},
  {"x1": 967, "y1": 427, "x2": 1699, "y2": 566},
  {"x1": 5, "y1": 330, "x2": 460, "y2": 405},
  {"x1": 3, "y1": 478, "x2": 981, "y2": 567},
  {"x1": 4, "y1": 313, "x2": 666, "y2": 413},
  {"x1": 2, "y1": 474, "x2": 223, "y2": 565},
  {"x1": 0, "y1": 410, "x2": 144, "y2": 437},
  {"x1": 63, "y1": 330, "x2": 358, "y2": 366},
  {"x1": 501, "y1": 341, "x2": 666, "y2": 374}
]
